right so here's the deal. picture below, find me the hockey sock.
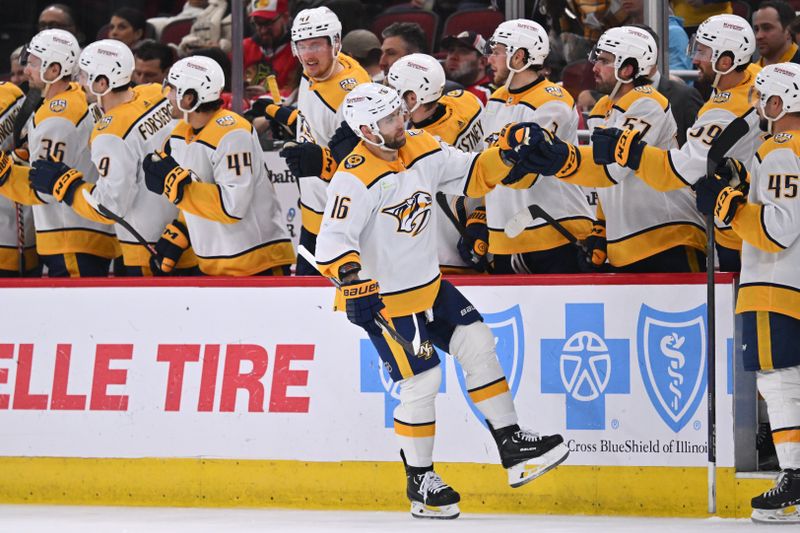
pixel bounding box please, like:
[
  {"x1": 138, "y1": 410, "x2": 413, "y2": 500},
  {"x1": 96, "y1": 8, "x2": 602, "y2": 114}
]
[
  {"x1": 450, "y1": 322, "x2": 518, "y2": 430},
  {"x1": 758, "y1": 367, "x2": 800, "y2": 469},
  {"x1": 394, "y1": 366, "x2": 440, "y2": 468}
]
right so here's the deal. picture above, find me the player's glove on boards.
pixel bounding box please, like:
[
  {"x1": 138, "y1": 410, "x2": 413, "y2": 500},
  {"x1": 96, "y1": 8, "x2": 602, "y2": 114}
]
[
  {"x1": 143, "y1": 151, "x2": 191, "y2": 204},
  {"x1": 341, "y1": 278, "x2": 386, "y2": 337},
  {"x1": 457, "y1": 206, "x2": 489, "y2": 272},
  {"x1": 591, "y1": 127, "x2": 645, "y2": 170},
  {"x1": 29, "y1": 159, "x2": 85, "y2": 204},
  {"x1": 150, "y1": 219, "x2": 190, "y2": 275}
]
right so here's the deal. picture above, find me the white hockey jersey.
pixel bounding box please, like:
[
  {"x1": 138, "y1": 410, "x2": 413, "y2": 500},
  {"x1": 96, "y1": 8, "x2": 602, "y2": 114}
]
[
  {"x1": 25, "y1": 83, "x2": 117, "y2": 258},
  {"x1": 0, "y1": 82, "x2": 36, "y2": 271},
  {"x1": 482, "y1": 77, "x2": 592, "y2": 254},
  {"x1": 295, "y1": 54, "x2": 370, "y2": 236},
  {"x1": 68, "y1": 83, "x2": 197, "y2": 269},
  {"x1": 735, "y1": 131, "x2": 800, "y2": 332},
  {"x1": 577, "y1": 85, "x2": 705, "y2": 266},
  {"x1": 413, "y1": 89, "x2": 485, "y2": 272},
  {"x1": 315, "y1": 130, "x2": 519, "y2": 317},
  {"x1": 634, "y1": 64, "x2": 763, "y2": 251},
  {"x1": 166, "y1": 109, "x2": 295, "y2": 276}
]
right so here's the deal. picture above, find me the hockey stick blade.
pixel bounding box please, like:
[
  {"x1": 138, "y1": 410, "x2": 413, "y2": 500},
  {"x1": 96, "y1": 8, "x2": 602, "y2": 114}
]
[
  {"x1": 81, "y1": 189, "x2": 156, "y2": 256},
  {"x1": 296, "y1": 245, "x2": 418, "y2": 355},
  {"x1": 504, "y1": 207, "x2": 535, "y2": 239},
  {"x1": 505, "y1": 204, "x2": 579, "y2": 245}
]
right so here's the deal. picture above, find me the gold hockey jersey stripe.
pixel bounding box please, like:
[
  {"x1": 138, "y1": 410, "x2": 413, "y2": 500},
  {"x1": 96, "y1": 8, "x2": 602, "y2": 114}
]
[{"x1": 736, "y1": 283, "x2": 800, "y2": 322}]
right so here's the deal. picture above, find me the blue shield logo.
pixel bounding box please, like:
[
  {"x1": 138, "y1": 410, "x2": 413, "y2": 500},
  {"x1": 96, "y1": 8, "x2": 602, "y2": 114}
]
[
  {"x1": 452, "y1": 305, "x2": 525, "y2": 427},
  {"x1": 637, "y1": 304, "x2": 707, "y2": 433}
]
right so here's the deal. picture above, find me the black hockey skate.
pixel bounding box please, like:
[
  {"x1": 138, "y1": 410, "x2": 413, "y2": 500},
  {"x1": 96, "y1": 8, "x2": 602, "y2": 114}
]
[
  {"x1": 401, "y1": 451, "x2": 460, "y2": 520},
  {"x1": 751, "y1": 469, "x2": 800, "y2": 524},
  {"x1": 490, "y1": 423, "x2": 570, "y2": 488}
]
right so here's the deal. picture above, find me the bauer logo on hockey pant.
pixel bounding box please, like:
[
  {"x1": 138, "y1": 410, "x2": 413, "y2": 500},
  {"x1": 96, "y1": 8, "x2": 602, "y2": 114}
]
[
  {"x1": 541, "y1": 303, "x2": 630, "y2": 430},
  {"x1": 381, "y1": 191, "x2": 433, "y2": 236},
  {"x1": 637, "y1": 304, "x2": 707, "y2": 433},
  {"x1": 453, "y1": 305, "x2": 525, "y2": 429}
]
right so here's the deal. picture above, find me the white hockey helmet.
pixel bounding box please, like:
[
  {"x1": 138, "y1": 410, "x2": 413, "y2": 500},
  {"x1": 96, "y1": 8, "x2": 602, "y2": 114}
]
[
  {"x1": 689, "y1": 14, "x2": 755, "y2": 75},
  {"x1": 27, "y1": 29, "x2": 80, "y2": 82},
  {"x1": 386, "y1": 53, "x2": 445, "y2": 113},
  {"x1": 590, "y1": 26, "x2": 657, "y2": 82},
  {"x1": 167, "y1": 56, "x2": 225, "y2": 114},
  {"x1": 489, "y1": 19, "x2": 549, "y2": 71},
  {"x1": 751, "y1": 62, "x2": 800, "y2": 130},
  {"x1": 343, "y1": 82, "x2": 404, "y2": 149},
  {"x1": 79, "y1": 39, "x2": 135, "y2": 97},
  {"x1": 291, "y1": 6, "x2": 342, "y2": 54}
]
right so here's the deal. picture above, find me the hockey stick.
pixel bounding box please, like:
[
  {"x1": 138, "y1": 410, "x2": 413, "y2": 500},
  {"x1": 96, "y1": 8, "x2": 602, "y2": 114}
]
[
  {"x1": 296, "y1": 245, "x2": 420, "y2": 355},
  {"x1": 702, "y1": 115, "x2": 749, "y2": 514},
  {"x1": 81, "y1": 189, "x2": 156, "y2": 256},
  {"x1": 434, "y1": 192, "x2": 492, "y2": 273},
  {"x1": 505, "y1": 203, "x2": 582, "y2": 246}
]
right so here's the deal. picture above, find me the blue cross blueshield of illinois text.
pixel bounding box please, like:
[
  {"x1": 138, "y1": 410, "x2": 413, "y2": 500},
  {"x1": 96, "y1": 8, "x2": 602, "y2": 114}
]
[
  {"x1": 637, "y1": 303, "x2": 707, "y2": 433},
  {"x1": 452, "y1": 305, "x2": 525, "y2": 427},
  {"x1": 541, "y1": 303, "x2": 630, "y2": 430}
]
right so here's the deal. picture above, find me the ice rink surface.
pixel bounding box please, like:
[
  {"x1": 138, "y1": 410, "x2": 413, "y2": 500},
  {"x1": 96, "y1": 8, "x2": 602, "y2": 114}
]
[{"x1": 0, "y1": 506, "x2": 773, "y2": 533}]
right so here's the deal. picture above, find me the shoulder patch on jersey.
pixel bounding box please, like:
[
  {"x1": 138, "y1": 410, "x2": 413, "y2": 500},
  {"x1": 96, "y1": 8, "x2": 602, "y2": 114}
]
[
  {"x1": 712, "y1": 92, "x2": 731, "y2": 104},
  {"x1": 96, "y1": 116, "x2": 113, "y2": 131},
  {"x1": 408, "y1": 129, "x2": 423, "y2": 136},
  {"x1": 446, "y1": 89, "x2": 464, "y2": 97},
  {"x1": 339, "y1": 78, "x2": 358, "y2": 91},
  {"x1": 49, "y1": 99, "x2": 67, "y2": 113},
  {"x1": 544, "y1": 85, "x2": 564, "y2": 97},
  {"x1": 773, "y1": 132, "x2": 793, "y2": 143},
  {"x1": 344, "y1": 154, "x2": 364, "y2": 169},
  {"x1": 634, "y1": 86, "x2": 654, "y2": 94},
  {"x1": 215, "y1": 115, "x2": 236, "y2": 127}
]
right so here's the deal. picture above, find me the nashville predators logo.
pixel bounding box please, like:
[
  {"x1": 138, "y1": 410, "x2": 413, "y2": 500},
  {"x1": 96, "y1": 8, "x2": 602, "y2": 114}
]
[
  {"x1": 446, "y1": 89, "x2": 464, "y2": 97},
  {"x1": 344, "y1": 154, "x2": 364, "y2": 169},
  {"x1": 381, "y1": 191, "x2": 432, "y2": 236},
  {"x1": 49, "y1": 99, "x2": 67, "y2": 113},
  {"x1": 339, "y1": 77, "x2": 358, "y2": 91},
  {"x1": 296, "y1": 111, "x2": 316, "y2": 143},
  {"x1": 634, "y1": 85, "x2": 653, "y2": 94}
]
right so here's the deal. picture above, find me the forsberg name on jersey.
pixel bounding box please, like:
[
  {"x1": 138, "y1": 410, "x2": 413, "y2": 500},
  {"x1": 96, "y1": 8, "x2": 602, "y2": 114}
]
[{"x1": 137, "y1": 103, "x2": 174, "y2": 140}]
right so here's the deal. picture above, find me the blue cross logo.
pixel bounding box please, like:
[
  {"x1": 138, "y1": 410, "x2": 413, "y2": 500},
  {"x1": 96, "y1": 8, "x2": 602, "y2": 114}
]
[{"x1": 541, "y1": 303, "x2": 630, "y2": 430}]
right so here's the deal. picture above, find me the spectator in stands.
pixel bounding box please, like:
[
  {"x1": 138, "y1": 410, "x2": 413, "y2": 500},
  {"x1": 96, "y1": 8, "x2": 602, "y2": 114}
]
[
  {"x1": 622, "y1": 0, "x2": 693, "y2": 72},
  {"x1": 148, "y1": 0, "x2": 209, "y2": 39},
  {"x1": 132, "y1": 41, "x2": 174, "y2": 85},
  {"x1": 440, "y1": 31, "x2": 494, "y2": 105},
  {"x1": 190, "y1": 47, "x2": 250, "y2": 112},
  {"x1": 379, "y1": 22, "x2": 427, "y2": 76},
  {"x1": 37, "y1": 4, "x2": 82, "y2": 42},
  {"x1": 671, "y1": 0, "x2": 732, "y2": 36},
  {"x1": 243, "y1": 0, "x2": 300, "y2": 102},
  {"x1": 177, "y1": 0, "x2": 231, "y2": 56},
  {"x1": 754, "y1": 0, "x2": 800, "y2": 66},
  {"x1": 108, "y1": 7, "x2": 148, "y2": 49},
  {"x1": 342, "y1": 29, "x2": 384, "y2": 81},
  {"x1": 9, "y1": 47, "x2": 28, "y2": 91}
]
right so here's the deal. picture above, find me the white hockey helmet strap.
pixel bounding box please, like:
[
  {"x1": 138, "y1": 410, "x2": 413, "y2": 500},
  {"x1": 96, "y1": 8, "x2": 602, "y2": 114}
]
[
  {"x1": 386, "y1": 53, "x2": 445, "y2": 113},
  {"x1": 343, "y1": 82, "x2": 403, "y2": 149},
  {"x1": 27, "y1": 29, "x2": 80, "y2": 83}
]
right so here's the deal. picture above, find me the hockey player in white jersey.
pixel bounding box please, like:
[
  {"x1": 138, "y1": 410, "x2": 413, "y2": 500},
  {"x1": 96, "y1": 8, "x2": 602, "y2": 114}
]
[
  {"x1": 518, "y1": 26, "x2": 707, "y2": 272},
  {"x1": 481, "y1": 19, "x2": 593, "y2": 273},
  {"x1": 387, "y1": 53, "x2": 488, "y2": 273},
  {"x1": 0, "y1": 82, "x2": 37, "y2": 276},
  {"x1": 288, "y1": 6, "x2": 370, "y2": 274},
  {"x1": 591, "y1": 14, "x2": 762, "y2": 271},
  {"x1": 141, "y1": 56, "x2": 295, "y2": 276},
  {"x1": 0, "y1": 29, "x2": 117, "y2": 277},
  {"x1": 27, "y1": 39, "x2": 198, "y2": 276},
  {"x1": 315, "y1": 83, "x2": 569, "y2": 519},
  {"x1": 694, "y1": 62, "x2": 800, "y2": 524}
]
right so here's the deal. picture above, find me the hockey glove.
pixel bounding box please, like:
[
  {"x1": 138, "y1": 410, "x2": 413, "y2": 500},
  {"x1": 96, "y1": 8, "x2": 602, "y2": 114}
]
[
  {"x1": 693, "y1": 158, "x2": 747, "y2": 223},
  {"x1": 578, "y1": 220, "x2": 607, "y2": 272},
  {"x1": 591, "y1": 127, "x2": 645, "y2": 170},
  {"x1": 150, "y1": 219, "x2": 190, "y2": 275},
  {"x1": 143, "y1": 151, "x2": 191, "y2": 204},
  {"x1": 341, "y1": 278, "x2": 386, "y2": 337},
  {"x1": 524, "y1": 134, "x2": 580, "y2": 177},
  {"x1": 0, "y1": 152, "x2": 11, "y2": 186},
  {"x1": 715, "y1": 186, "x2": 746, "y2": 224},
  {"x1": 328, "y1": 121, "x2": 360, "y2": 163},
  {"x1": 279, "y1": 142, "x2": 337, "y2": 181},
  {"x1": 29, "y1": 159, "x2": 85, "y2": 204},
  {"x1": 457, "y1": 206, "x2": 489, "y2": 272}
]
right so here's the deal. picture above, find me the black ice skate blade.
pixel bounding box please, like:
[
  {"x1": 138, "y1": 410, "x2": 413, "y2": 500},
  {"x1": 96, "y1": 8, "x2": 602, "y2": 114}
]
[{"x1": 508, "y1": 445, "x2": 570, "y2": 489}]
